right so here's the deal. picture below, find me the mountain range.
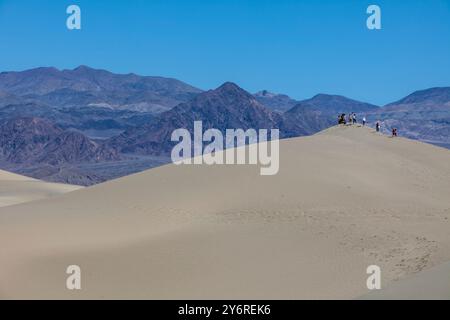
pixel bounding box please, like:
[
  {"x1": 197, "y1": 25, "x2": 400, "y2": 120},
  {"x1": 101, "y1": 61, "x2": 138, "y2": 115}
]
[
  {"x1": 0, "y1": 66, "x2": 449, "y2": 185},
  {"x1": 0, "y1": 66, "x2": 202, "y2": 113}
]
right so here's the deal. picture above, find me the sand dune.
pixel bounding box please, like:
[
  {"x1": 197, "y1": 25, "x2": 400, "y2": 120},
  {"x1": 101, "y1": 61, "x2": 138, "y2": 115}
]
[
  {"x1": 361, "y1": 261, "x2": 450, "y2": 300},
  {"x1": 0, "y1": 170, "x2": 81, "y2": 208},
  {"x1": 1, "y1": 125, "x2": 450, "y2": 299}
]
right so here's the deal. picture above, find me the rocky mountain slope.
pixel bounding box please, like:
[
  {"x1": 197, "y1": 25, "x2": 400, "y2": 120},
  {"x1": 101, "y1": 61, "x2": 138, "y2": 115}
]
[
  {"x1": 108, "y1": 82, "x2": 286, "y2": 155},
  {"x1": 0, "y1": 118, "x2": 120, "y2": 185}
]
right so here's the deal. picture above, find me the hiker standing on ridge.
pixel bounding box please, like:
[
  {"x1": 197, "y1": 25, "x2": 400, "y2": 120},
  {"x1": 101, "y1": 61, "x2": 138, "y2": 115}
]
[
  {"x1": 376, "y1": 121, "x2": 381, "y2": 132},
  {"x1": 362, "y1": 117, "x2": 366, "y2": 126},
  {"x1": 352, "y1": 113, "x2": 357, "y2": 124},
  {"x1": 392, "y1": 128, "x2": 398, "y2": 137}
]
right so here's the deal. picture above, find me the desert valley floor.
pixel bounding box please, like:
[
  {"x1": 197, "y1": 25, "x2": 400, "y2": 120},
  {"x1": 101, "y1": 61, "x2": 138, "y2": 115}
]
[{"x1": 1, "y1": 125, "x2": 450, "y2": 299}]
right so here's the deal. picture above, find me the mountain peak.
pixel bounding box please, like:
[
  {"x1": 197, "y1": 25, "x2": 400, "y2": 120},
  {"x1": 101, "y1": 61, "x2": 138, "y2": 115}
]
[
  {"x1": 187, "y1": 82, "x2": 255, "y2": 104},
  {"x1": 216, "y1": 82, "x2": 243, "y2": 92},
  {"x1": 212, "y1": 82, "x2": 255, "y2": 101},
  {"x1": 289, "y1": 94, "x2": 379, "y2": 115},
  {"x1": 311, "y1": 93, "x2": 343, "y2": 100},
  {"x1": 71, "y1": 65, "x2": 108, "y2": 75},
  {"x1": 73, "y1": 65, "x2": 93, "y2": 71}
]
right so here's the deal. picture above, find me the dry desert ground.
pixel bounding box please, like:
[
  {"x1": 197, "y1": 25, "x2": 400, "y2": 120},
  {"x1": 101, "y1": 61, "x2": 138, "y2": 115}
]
[{"x1": 1, "y1": 125, "x2": 449, "y2": 299}]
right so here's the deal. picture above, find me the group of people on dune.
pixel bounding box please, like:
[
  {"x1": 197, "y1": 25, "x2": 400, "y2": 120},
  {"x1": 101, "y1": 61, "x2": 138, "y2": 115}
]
[
  {"x1": 337, "y1": 113, "x2": 366, "y2": 126},
  {"x1": 338, "y1": 113, "x2": 398, "y2": 137}
]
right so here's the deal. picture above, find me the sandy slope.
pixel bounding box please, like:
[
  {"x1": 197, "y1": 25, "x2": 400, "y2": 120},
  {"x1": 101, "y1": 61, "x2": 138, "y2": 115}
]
[
  {"x1": 0, "y1": 170, "x2": 81, "y2": 208},
  {"x1": 0, "y1": 125, "x2": 450, "y2": 299},
  {"x1": 361, "y1": 261, "x2": 450, "y2": 300}
]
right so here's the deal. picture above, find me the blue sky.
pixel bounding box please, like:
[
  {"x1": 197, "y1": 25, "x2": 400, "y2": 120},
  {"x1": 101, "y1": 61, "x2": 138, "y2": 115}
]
[{"x1": 0, "y1": 0, "x2": 449, "y2": 105}]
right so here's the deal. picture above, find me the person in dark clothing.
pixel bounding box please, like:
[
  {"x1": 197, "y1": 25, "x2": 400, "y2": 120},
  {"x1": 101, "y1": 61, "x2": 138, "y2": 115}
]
[
  {"x1": 392, "y1": 128, "x2": 398, "y2": 137},
  {"x1": 376, "y1": 121, "x2": 381, "y2": 132}
]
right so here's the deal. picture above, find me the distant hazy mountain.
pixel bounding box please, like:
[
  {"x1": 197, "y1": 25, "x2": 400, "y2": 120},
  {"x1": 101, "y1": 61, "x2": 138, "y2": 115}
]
[
  {"x1": 0, "y1": 117, "x2": 119, "y2": 164},
  {"x1": 0, "y1": 117, "x2": 62, "y2": 164},
  {"x1": 108, "y1": 82, "x2": 285, "y2": 155},
  {"x1": 385, "y1": 87, "x2": 450, "y2": 107},
  {"x1": 0, "y1": 66, "x2": 202, "y2": 113},
  {"x1": 293, "y1": 94, "x2": 379, "y2": 116},
  {"x1": 254, "y1": 90, "x2": 299, "y2": 113},
  {"x1": 368, "y1": 87, "x2": 450, "y2": 146},
  {"x1": 276, "y1": 94, "x2": 379, "y2": 135},
  {"x1": 282, "y1": 104, "x2": 336, "y2": 136},
  {"x1": 38, "y1": 131, "x2": 120, "y2": 165},
  {"x1": 0, "y1": 117, "x2": 121, "y2": 185},
  {"x1": 0, "y1": 100, "x2": 156, "y2": 139}
]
